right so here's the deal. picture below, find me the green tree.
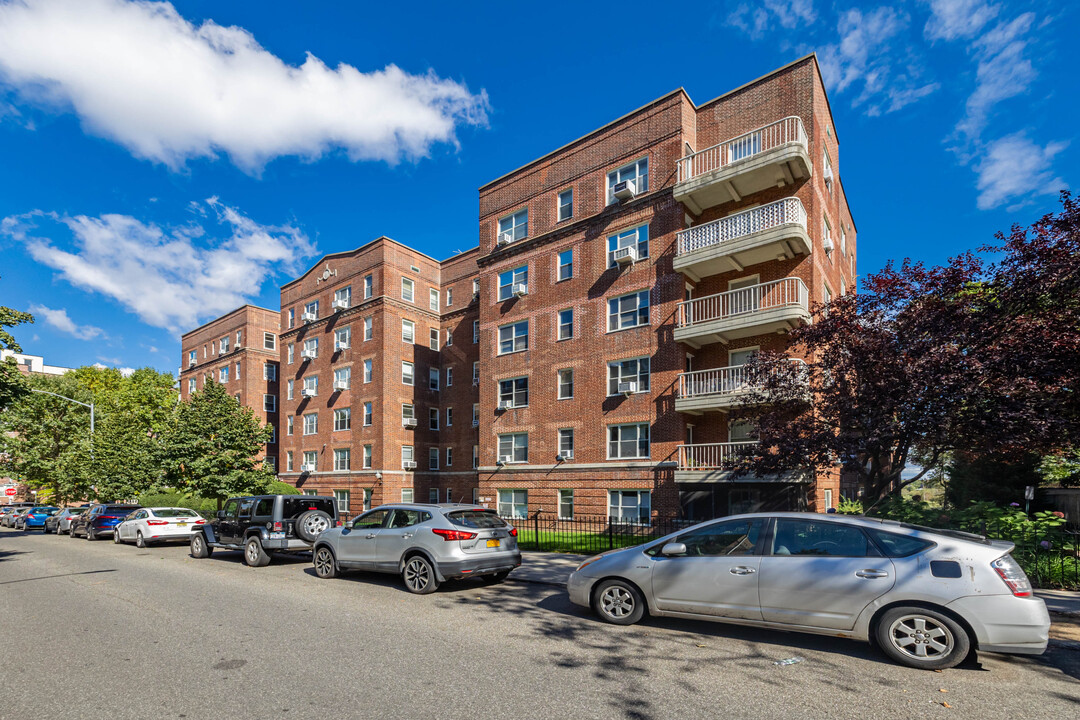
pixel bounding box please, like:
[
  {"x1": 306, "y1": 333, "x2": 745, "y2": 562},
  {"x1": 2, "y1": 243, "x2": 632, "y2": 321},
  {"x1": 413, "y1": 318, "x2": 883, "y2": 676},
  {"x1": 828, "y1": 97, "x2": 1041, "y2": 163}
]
[
  {"x1": 159, "y1": 380, "x2": 273, "y2": 507},
  {"x1": 0, "y1": 287, "x2": 35, "y2": 411}
]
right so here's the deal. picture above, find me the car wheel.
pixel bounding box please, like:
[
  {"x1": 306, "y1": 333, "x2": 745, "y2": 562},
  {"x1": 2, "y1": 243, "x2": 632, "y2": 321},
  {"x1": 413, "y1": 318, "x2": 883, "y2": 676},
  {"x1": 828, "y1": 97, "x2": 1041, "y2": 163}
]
[
  {"x1": 69, "y1": 525, "x2": 79, "y2": 538},
  {"x1": 402, "y1": 555, "x2": 438, "y2": 594},
  {"x1": 113, "y1": 529, "x2": 122, "y2": 544},
  {"x1": 135, "y1": 532, "x2": 146, "y2": 549},
  {"x1": 593, "y1": 579, "x2": 646, "y2": 625},
  {"x1": 875, "y1": 607, "x2": 971, "y2": 670},
  {"x1": 313, "y1": 547, "x2": 338, "y2": 579},
  {"x1": 244, "y1": 537, "x2": 271, "y2": 567},
  {"x1": 190, "y1": 533, "x2": 212, "y2": 559},
  {"x1": 294, "y1": 510, "x2": 333, "y2": 542},
  {"x1": 86, "y1": 527, "x2": 96, "y2": 541}
]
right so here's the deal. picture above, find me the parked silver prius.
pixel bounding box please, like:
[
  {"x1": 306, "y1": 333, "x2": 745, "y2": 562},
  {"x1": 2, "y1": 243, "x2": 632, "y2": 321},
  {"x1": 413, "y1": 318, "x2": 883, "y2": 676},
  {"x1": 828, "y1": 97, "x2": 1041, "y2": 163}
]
[{"x1": 568, "y1": 512, "x2": 1049, "y2": 670}]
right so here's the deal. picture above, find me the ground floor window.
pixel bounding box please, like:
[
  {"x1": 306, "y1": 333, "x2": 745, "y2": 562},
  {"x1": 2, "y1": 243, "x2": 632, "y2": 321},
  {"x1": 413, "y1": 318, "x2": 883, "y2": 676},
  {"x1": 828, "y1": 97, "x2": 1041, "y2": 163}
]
[
  {"x1": 498, "y1": 489, "x2": 528, "y2": 518},
  {"x1": 401, "y1": 488, "x2": 414, "y2": 503},
  {"x1": 609, "y1": 490, "x2": 650, "y2": 525},
  {"x1": 363, "y1": 488, "x2": 373, "y2": 512},
  {"x1": 334, "y1": 490, "x2": 350, "y2": 515},
  {"x1": 559, "y1": 489, "x2": 574, "y2": 520},
  {"x1": 429, "y1": 488, "x2": 439, "y2": 503}
]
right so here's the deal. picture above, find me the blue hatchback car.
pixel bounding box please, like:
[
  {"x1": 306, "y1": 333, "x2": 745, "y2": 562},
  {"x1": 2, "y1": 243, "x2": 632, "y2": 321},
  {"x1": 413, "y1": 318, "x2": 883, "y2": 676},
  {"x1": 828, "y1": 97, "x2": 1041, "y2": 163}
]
[{"x1": 18, "y1": 506, "x2": 59, "y2": 531}]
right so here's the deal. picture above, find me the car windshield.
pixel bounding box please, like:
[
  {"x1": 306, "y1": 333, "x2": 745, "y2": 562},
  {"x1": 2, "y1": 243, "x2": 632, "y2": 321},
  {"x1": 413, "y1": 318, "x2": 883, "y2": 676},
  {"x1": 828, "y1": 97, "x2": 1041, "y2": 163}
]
[
  {"x1": 152, "y1": 508, "x2": 201, "y2": 518},
  {"x1": 68, "y1": 508, "x2": 86, "y2": 515},
  {"x1": 446, "y1": 510, "x2": 507, "y2": 529},
  {"x1": 282, "y1": 497, "x2": 336, "y2": 518},
  {"x1": 33, "y1": 507, "x2": 58, "y2": 513}
]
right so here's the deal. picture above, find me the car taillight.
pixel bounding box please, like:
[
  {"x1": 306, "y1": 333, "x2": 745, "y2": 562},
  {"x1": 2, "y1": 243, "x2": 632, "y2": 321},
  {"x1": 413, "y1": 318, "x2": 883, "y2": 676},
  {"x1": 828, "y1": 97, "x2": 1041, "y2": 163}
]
[
  {"x1": 509, "y1": 527, "x2": 518, "y2": 537},
  {"x1": 273, "y1": 522, "x2": 283, "y2": 531},
  {"x1": 146, "y1": 520, "x2": 168, "y2": 526},
  {"x1": 431, "y1": 528, "x2": 477, "y2": 541},
  {"x1": 991, "y1": 555, "x2": 1033, "y2": 597},
  {"x1": 195, "y1": 519, "x2": 206, "y2": 524}
]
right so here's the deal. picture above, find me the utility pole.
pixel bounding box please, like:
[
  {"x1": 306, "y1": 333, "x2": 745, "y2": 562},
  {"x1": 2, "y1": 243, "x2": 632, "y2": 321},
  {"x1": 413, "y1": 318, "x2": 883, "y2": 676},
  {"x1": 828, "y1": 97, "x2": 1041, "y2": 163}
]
[{"x1": 29, "y1": 388, "x2": 95, "y2": 459}]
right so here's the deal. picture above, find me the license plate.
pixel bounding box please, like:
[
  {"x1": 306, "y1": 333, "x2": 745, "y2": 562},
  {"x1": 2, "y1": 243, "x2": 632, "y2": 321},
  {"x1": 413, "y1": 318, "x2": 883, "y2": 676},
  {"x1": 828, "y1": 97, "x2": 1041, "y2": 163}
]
[
  {"x1": 176, "y1": 522, "x2": 187, "y2": 527},
  {"x1": 486, "y1": 539, "x2": 500, "y2": 548},
  {"x1": 269, "y1": 532, "x2": 286, "y2": 539}
]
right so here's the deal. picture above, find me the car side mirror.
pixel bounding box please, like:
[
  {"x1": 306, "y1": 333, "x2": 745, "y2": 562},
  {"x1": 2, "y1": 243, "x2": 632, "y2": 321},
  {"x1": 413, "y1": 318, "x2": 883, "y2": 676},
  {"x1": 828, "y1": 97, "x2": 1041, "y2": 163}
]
[
  {"x1": 216, "y1": 510, "x2": 226, "y2": 519},
  {"x1": 661, "y1": 542, "x2": 687, "y2": 556}
]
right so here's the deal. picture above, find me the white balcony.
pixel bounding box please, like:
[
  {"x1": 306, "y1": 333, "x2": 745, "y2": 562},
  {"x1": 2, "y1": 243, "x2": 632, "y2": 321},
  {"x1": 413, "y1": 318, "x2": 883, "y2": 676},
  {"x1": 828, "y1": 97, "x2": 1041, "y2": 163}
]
[
  {"x1": 676, "y1": 359, "x2": 806, "y2": 414},
  {"x1": 675, "y1": 278, "x2": 810, "y2": 348},
  {"x1": 674, "y1": 116, "x2": 811, "y2": 213},
  {"x1": 675, "y1": 442, "x2": 812, "y2": 483},
  {"x1": 674, "y1": 198, "x2": 811, "y2": 280}
]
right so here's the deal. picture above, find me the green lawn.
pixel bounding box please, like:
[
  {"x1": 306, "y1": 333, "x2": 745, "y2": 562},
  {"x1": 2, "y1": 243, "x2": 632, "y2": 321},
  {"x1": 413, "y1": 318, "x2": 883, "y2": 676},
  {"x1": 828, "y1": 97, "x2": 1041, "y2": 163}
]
[{"x1": 514, "y1": 529, "x2": 656, "y2": 555}]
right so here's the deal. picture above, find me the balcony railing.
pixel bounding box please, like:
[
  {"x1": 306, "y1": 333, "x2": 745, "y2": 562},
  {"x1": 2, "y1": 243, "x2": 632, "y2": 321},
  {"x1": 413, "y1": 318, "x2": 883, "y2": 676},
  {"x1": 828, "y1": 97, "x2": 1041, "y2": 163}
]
[
  {"x1": 676, "y1": 198, "x2": 807, "y2": 256},
  {"x1": 678, "y1": 442, "x2": 757, "y2": 470},
  {"x1": 677, "y1": 117, "x2": 808, "y2": 183},
  {"x1": 678, "y1": 277, "x2": 808, "y2": 328},
  {"x1": 678, "y1": 359, "x2": 806, "y2": 399}
]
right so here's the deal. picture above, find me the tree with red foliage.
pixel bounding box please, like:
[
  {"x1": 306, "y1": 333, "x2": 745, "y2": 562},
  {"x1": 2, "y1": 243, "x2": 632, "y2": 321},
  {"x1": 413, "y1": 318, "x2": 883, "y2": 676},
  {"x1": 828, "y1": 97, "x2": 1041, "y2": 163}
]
[{"x1": 732, "y1": 192, "x2": 1080, "y2": 506}]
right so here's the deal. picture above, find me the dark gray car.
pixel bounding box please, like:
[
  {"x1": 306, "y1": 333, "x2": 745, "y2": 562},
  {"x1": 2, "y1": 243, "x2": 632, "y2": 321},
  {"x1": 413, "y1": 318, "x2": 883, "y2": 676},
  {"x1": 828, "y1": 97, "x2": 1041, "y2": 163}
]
[{"x1": 312, "y1": 504, "x2": 522, "y2": 594}]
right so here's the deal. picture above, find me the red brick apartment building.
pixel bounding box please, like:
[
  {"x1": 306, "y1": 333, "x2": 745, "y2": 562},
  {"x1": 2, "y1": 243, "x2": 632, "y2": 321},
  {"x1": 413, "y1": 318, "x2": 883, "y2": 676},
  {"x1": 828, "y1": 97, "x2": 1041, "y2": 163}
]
[
  {"x1": 178, "y1": 305, "x2": 281, "y2": 470},
  {"x1": 180, "y1": 54, "x2": 856, "y2": 523}
]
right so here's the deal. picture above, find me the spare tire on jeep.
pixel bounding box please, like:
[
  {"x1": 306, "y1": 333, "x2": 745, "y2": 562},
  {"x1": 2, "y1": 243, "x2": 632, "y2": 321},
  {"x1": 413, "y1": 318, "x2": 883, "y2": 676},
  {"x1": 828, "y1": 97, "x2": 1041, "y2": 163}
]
[{"x1": 295, "y1": 509, "x2": 333, "y2": 542}]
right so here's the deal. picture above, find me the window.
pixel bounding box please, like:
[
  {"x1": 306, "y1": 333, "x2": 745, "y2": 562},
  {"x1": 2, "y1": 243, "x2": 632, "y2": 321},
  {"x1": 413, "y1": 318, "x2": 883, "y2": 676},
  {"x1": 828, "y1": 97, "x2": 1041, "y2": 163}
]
[
  {"x1": 287, "y1": 343, "x2": 294, "y2": 364},
  {"x1": 402, "y1": 361, "x2": 414, "y2": 385},
  {"x1": 363, "y1": 489, "x2": 374, "y2": 512},
  {"x1": 263, "y1": 332, "x2": 276, "y2": 350},
  {"x1": 446, "y1": 447, "x2": 453, "y2": 467},
  {"x1": 608, "y1": 290, "x2": 650, "y2": 331},
  {"x1": 607, "y1": 157, "x2": 648, "y2": 205},
  {"x1": 498, "y1": 266, "x2": 528, "y2": 301},
  {"x1": 304, "y1": 301, "x2": 319, "y2": 321},
  {"x1": 557, "y1": 369, "x2": 574, "y2": 399},
  {"x1": 446, "y1": 367, "x2": 453, "y2": 386},
  {"x1": 729, "y1": 420, "x2": 754, "y2": 442},
  {"x1": 235, "y1": 361, "x2": 241, "y2": 380},
  {"x1": 334, "y1": 449, "x2": 351, "y2": 471},
  {"x1": 402, "y1": 319, "x2": 415, "y2": 344},
  {"x1": 429, "y1": 288, "x2": 439, "y2": 311},
  {"x1": 497, "y1": 208, "x2": 528, "y2": 243},
  {"x1": 334, "y1": 327, "x2": 351, "y2": 351},
  {"x1": 187, "y1": 378, "x2": 196, "y2": 394},
  {"x1": 472, "y1": 403, "x2": 479, "y2": 427},
  {"x1": 557, "y1": 249, "x2": 573, "y2": 281},
  {"x1": 429, "y1": 407, "x2": 439, "y2": 430},
  {"x1": 334, "y1": 490, "x2": 350, "y2": 514},
  {"x1": 472, "y1": 445, "x2": 479, "y2": 469},
  {"x1": 608, "y1": 423, "x2": 650, "y2": 459},
  {"x1": 303, "y1": 375, "x2": 318, "y2": 397},
  {"x1": 429, "y1": 367, "x2": 439, "y2": 391},
  {"x1": 334, "y1": 408, "x2": 351, "y2": 431},
  {"x1": 333, "y1": 367, "x2": 350, "y2": 390},
  {"x1": 498, "y1": 321, "x2": 528, "y2": 354},
  {"x1": 841, "y1": 227, "x2": 847, "y2": 256},
  {"x1": 823, "y1": 216, "x2": 833, "y2": 257},
  {"x1": 303, "y1": 413, "x2": 318, "y2": 435},
  {"x1": 266, "y1": 424, "x2": 276, "y2": 444},
  {"x1": 557, "y1": 189, "x2": 573, "y2": 221},
  {"x1": 607, "y1": 225, "x2": 649, "y2": 267},
  {"x1": 363, "y1": 402, "x2": 373, "y2": 426},
  {"x1": 824, "y1": 284, "x2": 833, "y2": 307},
  {"x1": 472, "y1": 361, "x2": 480, "y2": 385},
  {"x1": 219, "y1": 366, "x2": 229, "y2": 382},
  {"x1": 668, "y1": 519, "x2": 761, "y2": 557},
  {"x1": 429, "y1": 488, "x2": 439, "y2": 503},
  {"x1": 236, "y1": 330, "x2": 242, "y2": 347},
  {"x1": 608, "y1": 356, "x2": 650, "y2": 395},
  {"x1": 286, "y1": 451, "x2": 293, "y2": 471},
  {"x1": 446, "y1": 288, "x2": 453, "y2": 306},
  {"x1": 609, "y1": 490, "x2": 651, "y2": 524},
  {"x1": 557, "y1": 309, "x2": 573, "y2": 340},
  {"x1": 220, "y1": 336, "x2": 230, "y2": 354},
  {"x1": 264, "y1": 394, "x2": 276, "y2": 412},
  {"x1": 472, "y1": 320, "x2": 479, "y2": 343},
  {"x1": 446, "y1": 331, "x2": 452, "y2": 346},
  {"x1": 823, "y1": 148, "x2": 834, "y2": 193},
  {"x1": 429, "y1": 328, "x2": 438, "y2": 350},
  {"x1": 401, "y1": 488, "x2": 413, "y2": 503},
  {"x1": 363, "y1": 359, "x2": 372, "y2": 383},
  {"x1": 497, "y1": 433, "x2": 528, "y2": 463},
  {"x1": 303, "y1": 337, "x2": 319, "y2": 359},
  {"x1": 334, "y1": 286, "x2": 351, "y2": 309},
  {"x1": 363, "y1": 274, "x2": 373, "y2": 299},
  {"x1": 498, "y1": 489, "x2": 527, "y2": 519},
  {"x1": 363, "y1": 445, "x2": 372, "y2": 469},
  {"x1": 401, "y1": 277, "x2": 415, "y2": 302},
  {"x1": 288, "y1": 308, "x2": 295, "y2": 329},
  {"x1": 402, "y1": 446, "x2": 414, "y2": 467},
  {"x1": 446, "y1": 407, "x2": 453, "y2": 426},
  {"x1": 559, "y1": 489, "x2": 574, "y2": 519},
  {"x1": 264, "y1": 363, "x2": 276, "y2": 381},
  {"x1": 286, "y1": 415, "x2": 294, "y2": 436},
  {"x1": 429, "y1": 447, "x2": 439, "y2": 470},
  {"x1": 363, "y1": 316, "x2": 373, "y2": 341},
  {"x1": 499, "y1": 377, "x2": 528, "y2": 408},
  {"x1": 558, "y1": 428, "x2": 574, "y2": 459},
  {"x1": 772, "y1": 519, "x2": 871, "y2": 557}
]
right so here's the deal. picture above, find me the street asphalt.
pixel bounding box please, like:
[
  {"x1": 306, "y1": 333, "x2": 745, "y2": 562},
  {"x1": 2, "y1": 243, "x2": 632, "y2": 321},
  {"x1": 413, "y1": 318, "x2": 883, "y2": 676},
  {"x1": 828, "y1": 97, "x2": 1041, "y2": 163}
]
[{"x1": 0, "y1": 527, "x2": 1077, "y2": 720}]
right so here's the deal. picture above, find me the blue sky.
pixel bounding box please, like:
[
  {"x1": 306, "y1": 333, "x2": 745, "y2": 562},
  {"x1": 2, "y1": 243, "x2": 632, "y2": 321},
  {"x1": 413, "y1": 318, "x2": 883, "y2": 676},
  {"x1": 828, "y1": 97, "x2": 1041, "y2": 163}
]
[{"x1": 0, "y1": 0, "x2": 1074, "y2": 375}]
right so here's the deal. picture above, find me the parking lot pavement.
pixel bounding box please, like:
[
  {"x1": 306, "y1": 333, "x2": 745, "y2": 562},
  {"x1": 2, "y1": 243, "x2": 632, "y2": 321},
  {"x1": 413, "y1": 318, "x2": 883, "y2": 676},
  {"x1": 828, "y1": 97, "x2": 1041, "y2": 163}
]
[{"x1": 1, "y1": 527, "x2": 1078, "y2": 720}]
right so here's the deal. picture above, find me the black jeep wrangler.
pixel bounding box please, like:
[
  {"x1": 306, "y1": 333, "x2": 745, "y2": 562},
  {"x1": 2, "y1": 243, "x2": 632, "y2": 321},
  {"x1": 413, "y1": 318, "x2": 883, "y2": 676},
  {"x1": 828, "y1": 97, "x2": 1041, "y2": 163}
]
[{"x1": 190, "y1": 494, "x2": 338, "y2": 567}]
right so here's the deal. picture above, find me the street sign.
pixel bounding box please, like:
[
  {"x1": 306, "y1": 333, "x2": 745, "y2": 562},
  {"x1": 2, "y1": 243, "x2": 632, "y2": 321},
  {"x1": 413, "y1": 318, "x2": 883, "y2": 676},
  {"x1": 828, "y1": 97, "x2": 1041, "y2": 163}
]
[
  {"x1": 1024, "y1": 486, "x2": 1035, "y2": 501},
  {"x1": 4, "y1": 487, "x2": 16, "y2": 497}
]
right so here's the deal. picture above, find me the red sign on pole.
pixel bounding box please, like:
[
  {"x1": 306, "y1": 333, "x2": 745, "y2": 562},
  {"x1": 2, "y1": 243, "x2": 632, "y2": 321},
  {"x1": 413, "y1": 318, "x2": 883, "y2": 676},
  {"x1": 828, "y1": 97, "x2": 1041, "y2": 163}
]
[{"x1": 4, "y1": 487, "x2": 16, "y2": 497}]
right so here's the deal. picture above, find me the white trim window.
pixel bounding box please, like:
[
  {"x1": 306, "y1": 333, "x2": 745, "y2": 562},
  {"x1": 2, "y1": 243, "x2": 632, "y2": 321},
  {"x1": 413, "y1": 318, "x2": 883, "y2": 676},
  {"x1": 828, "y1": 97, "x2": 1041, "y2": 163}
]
[
  {"x1": 429, "y1": 288, "x2": 439, "y2": 312},
  {"x1": 446, "y1": 288, "x2": 453, "y2": 307},
  {"x1": 429, "y1": 367, "x2": 439, "y2": 391},
  {"x1": 187, "y1": 378, "x2": 196, "y2": 395},
  {"x1": 446, "y1": 447, "x2": 453, "y2": 467},
  {"x1": 334, "y1": 327, "x2": 351, "y2": 351},
  {"x1": 429, "y1": 328, "x2": 439, "y2": 350},
  {"x1": 472, "y1": 445, "x2": 479, "y2": 469},
  {"x1": 446, "y1": 331, "x2": 452, "y2": 346},
  {"x1": 333, "y1": 408, "x2": 351, "y2": 431},
  {"x1": 607, "y1": 224, "x2": 649, "y2": 267},
  {"x1": 499, "y1": 377, "x2": 528, "y2": 408},
  {"x1": 497, "y1": 433, "x2": 528, "y2": 463},
  {"x1": 287, "y1": 343, "x2": 294, "y2": 364},
  {"x1": 219, "y1": 366, "x2": 229, "y2": 382},
  {"x1": 363, "y1": 445, "x2": 373, "y2": 469},
  {"x1": 266, "y1": 425, "x2": 276, "y2": 445},
  {"x1": 472, "y1": 361, "x2": 480, "y2": 385},
  {"x1": 608, "y1": 423, "x2": 650, "y2": 459},
  {"x1": 363, "y1": 274, "x2": 373, "y2": 299},
  {"x1": 557, "y1": 189, "x2": 573, "y2": 221},
  {"x1": 402, "y1": 445, "x2": 414, "y2": 468},
  {"x1": 188, "y1": 349, "x2": 197, "y2": 366},
  {"x1": 303, "y1": 337, "x2": 319, "y2": 359},
  {"x1": 334, "y1": 286, "x2": 351, "y2": 310},
  {"x1": 498, "y1": 489, "x2": 528, "y2": 519},
  {"x1": 608, "y1": 290, "x2": 650, "y2": 331},
  {"x1": 402, "y1": 361, "x2": 414, "y2": 386},
  {"x1": 429, "y1": 447, "x2": 439, "y2": 470},
  {"x1": 263, "y1": 332, "x2": 276, "y2": 350},
  {"x1": 472, "y1": 403, "x2": 479, "y2": 427},
  {"x1": 402, "y1": 403, "x2": 415, "y2": 423},
  {"x1": 558, "y1": 428, "x2": 574, "y2": 460},
  {"x1": 446, "y1": 407, "x2": 453, "y2": 427},
  {"x1": 609, "y1": 490, "x2": 651, "y2": 524},
  {"x1": 472, "y1": 320, "x2": 479, "y2": 343},
  {"x1": 607, "y1": 157, "x2": 648, "y2": 205},
  {"x1": 558, "y1": 488, "x2": 574, "y2": 519},
  {"x1": 334, "y1": 489, "x2": 350, "y2": 513},
  {"x1": 263, "y1": 363, "x2": 276, "y2": 381},
  {"x1": 303, "y1": 451, "x2": 317, "y2": 471},
  {"x1": 286, "y1": 451, "x2": 294, "y2": 471},
  {"x1": 429, "y1": 488, "x2": 440, "y2": 503},
  {"x1": 498, "y1": 321, "x2": 528, "y2": 354},
  {"x1": 363, "y1": 317, "x2": 373, "y2": 341},
  {"x1": 557, "y1": 369, "x2": 574, "y2": 399},
  {"x1": 235, "y1": 361, "x2": 241, "y2": 380},
  {"x1": 304, "y1": 301, "x2": 319, "y2": 321},
  {"x1": 264, "y1": 394, "x2": 276, "y2": 412},
  {"x1": 363, "y1": 358, "x2": 373, "y2": 383},
  {"x1": 288, "y1": 308, "x2": 295, "y2": 329},
  {"x1": 608, "y1": 357, "x2": 650, "y2": 395},
  {"x1": 401, "y1": 277, "x2": 415, "y2": 303},
  {"x1": 498, "y1": 209, "x2": 528, "y2": 244},
  {"x1": 286, "y1": 379, "x2": 294, "y2": 400},
  {"x1": 401, "y1": 487, "x2": 413, "y2": 503},
  {"x1": 220, "y1": 336, "x2": 230, "y2": 354},
  {"x1": 429, "y1": 407, "x2": 439, "y2": 431},
  {"x1": 498, "y1": 266, "x2": 528, "y2": 301},
  {"x1": 557, "y1": 308, "x2": 573, "y2": 340},
  {"x1": 446, "y1": 367, "x2": 453, "y2": 386},
  {"x1": 334, "y1": 449, "x2": 351, "y2": 471},
  {"x1": 402, "y1": 319, "x2": 415, "y2": 344},
  {"x1": 557, "y1": 249, "x2": 573, "y2": 281},
  {"x1": 303, "y1": 413, "x2": 318, "y2": 436},
  {"x1": 363, "y1": 402, "x2": 373, "y2": 427},
  {"x1": 303, "y1": 375, "x2": 318, "y2": 397},
  {"x1": 286, "y1": 415, "x2": 294, "y2": 436},
  {"x1": 333, "y1": 367, "x2": 351, "y2": 390}
]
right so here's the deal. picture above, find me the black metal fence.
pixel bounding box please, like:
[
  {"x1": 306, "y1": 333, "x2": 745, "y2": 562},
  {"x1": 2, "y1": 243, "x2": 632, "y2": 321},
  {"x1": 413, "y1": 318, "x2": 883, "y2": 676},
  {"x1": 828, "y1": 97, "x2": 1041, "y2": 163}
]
[{"x1": 969, "y1": 521, "x2": 1080, "y2": 590}]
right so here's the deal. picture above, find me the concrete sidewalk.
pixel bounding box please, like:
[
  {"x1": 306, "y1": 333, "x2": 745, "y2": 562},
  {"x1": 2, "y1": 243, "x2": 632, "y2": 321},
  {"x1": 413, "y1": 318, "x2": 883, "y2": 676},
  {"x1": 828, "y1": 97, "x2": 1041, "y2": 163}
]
[{"x1": 1036, "y1": 589, "x2": 1080, "y2": 617}]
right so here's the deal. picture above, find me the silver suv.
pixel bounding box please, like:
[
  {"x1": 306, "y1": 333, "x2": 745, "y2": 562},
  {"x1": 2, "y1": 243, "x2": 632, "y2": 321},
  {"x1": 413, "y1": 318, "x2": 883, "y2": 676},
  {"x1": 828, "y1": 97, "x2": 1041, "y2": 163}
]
[
  {"x1": 312, "y1": 504, "x2": 522, "y2": 594},
  {"x1": 568, "y1": 512, "x2": 1050, "y2": 670}
]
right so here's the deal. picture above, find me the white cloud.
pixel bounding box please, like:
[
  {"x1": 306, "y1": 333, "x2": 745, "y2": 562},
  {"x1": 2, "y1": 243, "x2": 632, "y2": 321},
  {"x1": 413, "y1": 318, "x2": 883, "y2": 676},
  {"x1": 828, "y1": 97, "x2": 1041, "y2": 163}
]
[
  {"x1": 0, "y1": 0, "x2": 488, "y2": 171},
  {"x1": 92, "y1": 361, "x2": 134, "y2": 377},
  {"x1": 975, "y1": 132, "x2": 1068, "y2": 210},
  {"x1": 923, "y1": 0, "x2": 999, "y2": 41},
  {"x1": 5, "y1": 199, "x2": 317, "y2": 332},
  {"x1": 727, "y1": 0, "x2": 816, "y2": 40},
  {"x1": 28, "y1": 304, "x2": 105, "y2": 341},
  {"x1": 955, "y1": 13, "x2": 1036, "y2": 141}
]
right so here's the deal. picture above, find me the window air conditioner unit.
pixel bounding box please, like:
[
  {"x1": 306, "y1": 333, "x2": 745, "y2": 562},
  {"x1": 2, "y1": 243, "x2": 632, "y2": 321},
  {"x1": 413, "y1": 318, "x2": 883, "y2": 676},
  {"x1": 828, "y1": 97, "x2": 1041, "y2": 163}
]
[
  {"x1": 613, "y1": 246, "x2": 638, "y2": 265},
  {"x1": 333, "y1": 380, "x2": 348, "y2": 391},
  {"x1": 612, "y1": 179, "x2": 637, "y2": 201},
  {"x1": 300, "y1": 348, "x2": 317, "y2": 360},
  {"x1": 496, "y1": 232, "x2": 513, "y2": 246},
  {"x1": 403, "y1": 418, "x2": 418, "y2": 428},
  {"x1": 334, "y1": 341, "x2": 349, "y2": 351},
  {"x1": 301, "y1": 387, "x2": 317, "y2": 397},
  {"x1": 557, "y1": 451, "x2": 573, "y2": 460},
  {"x1": 301, "y1": 311, "x2": 317, "y2": 323},
  {"x1": 512, "y1": 283, "x2": 528, "y2": 297},
  {"x1": 403, "y1": 460, "x2": 417, "y2": 470},
  {"x1": 498, "y1": 399, "x2": 514, "y2": 410},
  {"x1": 300, "y1": 463, "x2": 316, "y2": 473},
  {"x1": 823, "y1": 165, "x2": 834, "y2": 184},
  {"x1": 618, "y1": 380, "x2": 638, "y2": 396},
  {"x1": 332, "y1": 299, "x2": 349, "y2": 312},
  {"x1": 496, "y1": 456, "x2": 511, "y2": 466},
  {"x1": 188, "y1": 360, "x2": 196, "y2": 367},
  {"x1": 823, "y1": 237, "x2": 835, "y2": 254}
]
